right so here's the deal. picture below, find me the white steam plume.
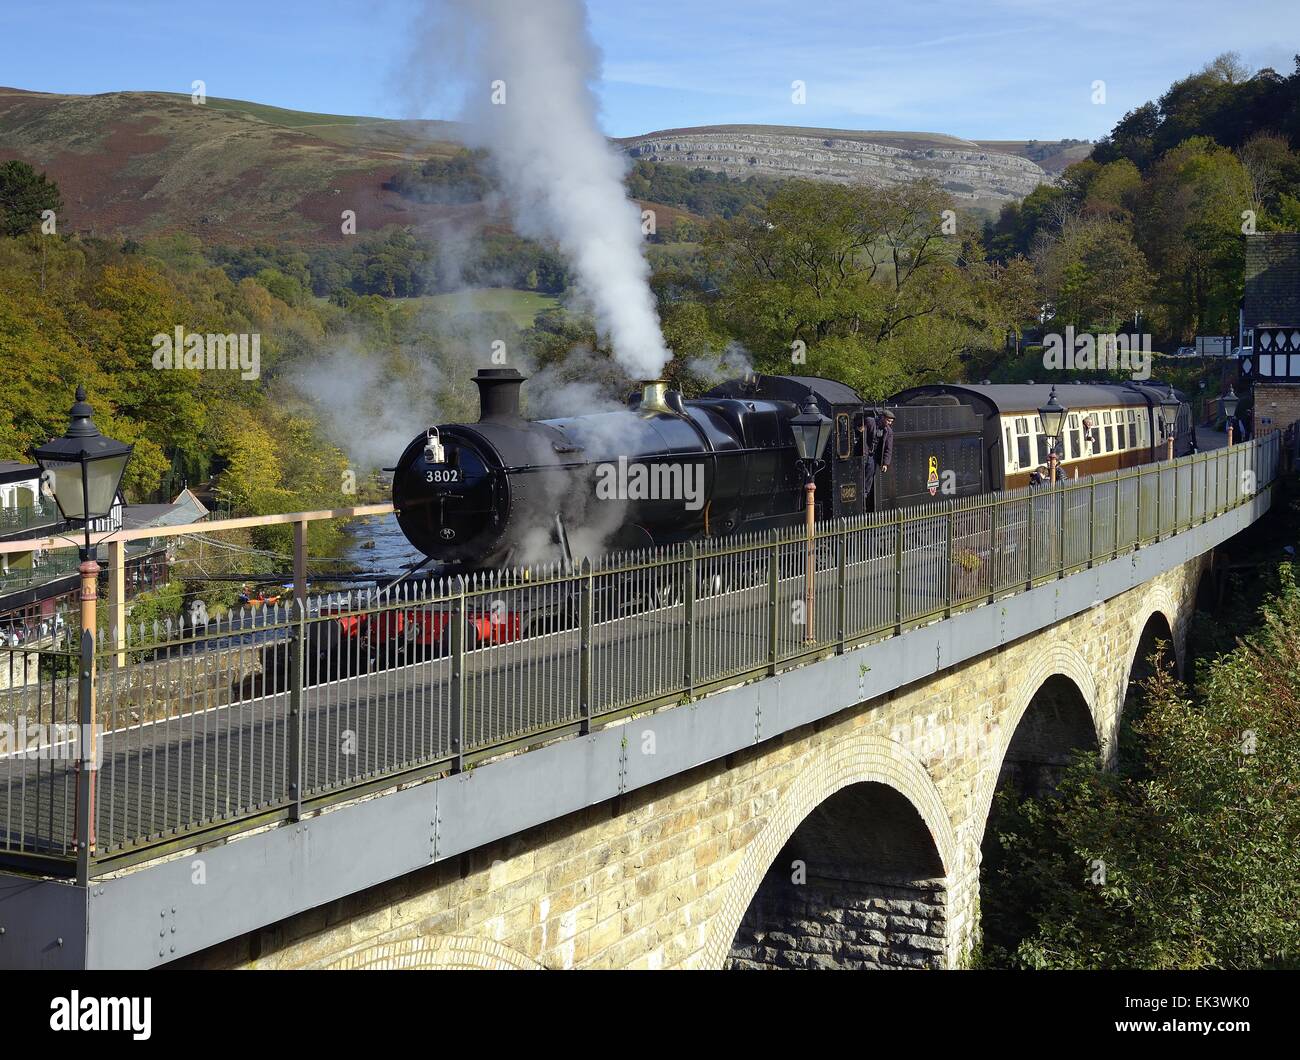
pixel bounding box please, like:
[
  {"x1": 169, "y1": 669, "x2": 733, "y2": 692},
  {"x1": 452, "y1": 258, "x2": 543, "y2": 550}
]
[{"x1": 423, "y1": 0, "x2": 671, "y2": 380}]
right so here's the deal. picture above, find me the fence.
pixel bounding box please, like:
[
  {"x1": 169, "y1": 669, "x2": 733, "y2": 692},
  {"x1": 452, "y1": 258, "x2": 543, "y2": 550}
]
[
  {"x1": 0, "y1": 502, "x2": 62, "y2": 537},
  {"x1": 0, "y1": 435, "x2": 1281, "y2": 876}
]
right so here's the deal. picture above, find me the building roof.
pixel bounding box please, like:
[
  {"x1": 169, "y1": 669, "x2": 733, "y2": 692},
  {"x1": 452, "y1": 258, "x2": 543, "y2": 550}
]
[
  {"x1": 0, "y1": 461, "x2": 40, "y2": 486},
  {"x1": 1244, "y1": 233, "x2": 1300, "y2": 331},
  {"x1": 119, "y1": 489, "x2": 210, "y2": 532}
]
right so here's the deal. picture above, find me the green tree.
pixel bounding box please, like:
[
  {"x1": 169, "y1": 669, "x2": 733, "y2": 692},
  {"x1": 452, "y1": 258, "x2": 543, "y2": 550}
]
[
  {"x1": 1137, "y1": 137, "x2": 1252, "y2": 339},
  {"x1": 0, "y1": 161, "x2": 62, "y2": 237},
  {"x1": 1036, "y1": 217, "x2": 1153, "y2": 332}
]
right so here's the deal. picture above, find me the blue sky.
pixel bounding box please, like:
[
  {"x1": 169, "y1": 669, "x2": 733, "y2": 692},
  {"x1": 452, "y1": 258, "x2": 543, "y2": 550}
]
[{"x1": 2, "y1": 0, "x2": 1295, "y2": 140}]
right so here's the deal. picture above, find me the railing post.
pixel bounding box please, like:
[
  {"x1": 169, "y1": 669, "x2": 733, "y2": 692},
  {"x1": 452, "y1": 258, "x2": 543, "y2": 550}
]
[
  {"x1": 107, "y1": 537, "x2": 126, "y2": 669},
  {"x1": 1113, "y1": 470, "x2": 1121, "y2": 558},
  {"x1": 1087, "y1": 477, "x2": 1096, "y2": 568},
  {"x1": 988, "y1": 498, "x2": 1000, "y2": 604},
  {"x1": 1026, "y1": 490, "x2": 1035, "y2": 590},
  {"x1": 767, "y1": 530, "x2": 780, "y2": 675},
  {"x1": 1203, "y1": 451, "x2": 1210, "y2": 524},
  {"x1": 449, "y1": 576, "x2": 465, "y2": 772},
  {"x1": 684, "y1": 543, "x2": 696, "y2": 697},
  {"x1": 74, "y1": 628, "x2": 94, "y2": 887},
  {"x1": 287, "y1": 599, "x2": 305, "y2": 821},
  {"x1": 1152, "y1": 464, "x2": 1159, "y2": 544},
  {"x1": 578, "y1": 558, "x2": 593, "y2": 735},
  {"x1": 1057, "y1": 480, "x2": 1067, "y2": 576},
  {"x1": 894, "y1": 509, "x2": 905, "y2": 634},
  {"x1": 835, "y1": 525, "x2": 847, "y2": 652},
  {"x1": 944, "y1": 501, "x2": 954, "y2": 618}
]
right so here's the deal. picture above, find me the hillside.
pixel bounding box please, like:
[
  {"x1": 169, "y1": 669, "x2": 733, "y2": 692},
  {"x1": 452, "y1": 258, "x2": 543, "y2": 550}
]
[
  {"x1": 0, "y1": 88, "x2": 1076, "y2": 242},
  {"x1": 0, "y1": 87, "x2": 481, "y2": 244},
  {"x1": 619, "y1": 125, "x2": 1058, "y2": 212}
]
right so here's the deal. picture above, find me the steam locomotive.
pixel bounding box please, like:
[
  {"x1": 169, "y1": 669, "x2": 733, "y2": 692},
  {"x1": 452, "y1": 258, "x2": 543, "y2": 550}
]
[
  {"x1": 391, "y1": 368, "x2": 1194, "y2": 571},
  {"x1": 246, "y1": 369, "x2": 1193, "y2": 693}
]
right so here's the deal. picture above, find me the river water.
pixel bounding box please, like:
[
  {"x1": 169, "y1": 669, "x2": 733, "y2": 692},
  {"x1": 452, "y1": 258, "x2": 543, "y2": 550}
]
[{"x1": 340, "y1": 512, "x2": 430, "y2": 583}]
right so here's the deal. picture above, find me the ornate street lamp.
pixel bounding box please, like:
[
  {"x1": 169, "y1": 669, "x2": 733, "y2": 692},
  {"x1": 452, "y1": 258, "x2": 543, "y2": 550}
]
[
  {"x1": 1036, "y1": 386, "x2": 1068, "y2": 484},
  {"x1": 32, "y1": 386, "x2": 132, "y2": 859},
  {"x1": 1223, "y1": 386, "x2": 1239, "y2": 446},
  {"x1": 789, "y1": 394, "x2": 832, "y2": 644},
  {"x1": 1159, "y1": 387, "x2": 1181, "y2": 460},
  {"x1": 33, "y1": 385, "x2": 132, "y2": 564}
]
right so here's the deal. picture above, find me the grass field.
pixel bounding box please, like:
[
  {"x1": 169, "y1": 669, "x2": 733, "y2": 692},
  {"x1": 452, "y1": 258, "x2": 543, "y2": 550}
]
[{"x1": 419, "y1": 288, "x2": 562, "y2": 328}]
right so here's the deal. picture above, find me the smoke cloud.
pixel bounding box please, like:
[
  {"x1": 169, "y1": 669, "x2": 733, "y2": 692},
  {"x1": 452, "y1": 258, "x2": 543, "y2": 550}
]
[{"x1": 418, "y1": 0, "x2": 672, "y2": 380}]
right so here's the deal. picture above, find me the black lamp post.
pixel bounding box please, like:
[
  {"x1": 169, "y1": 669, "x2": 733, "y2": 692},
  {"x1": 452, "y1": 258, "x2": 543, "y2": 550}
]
[
  {"x1": 789, "y1": 395, "x2": 832, "y2": 644},
  {"x1": 1036, "y1": 386, "x2": 1068, "y2": 484},
  {"x1": 1159, "y1": 388, "x2": 1181, "y2": 460},
  {"x1": 1223, "y1": 386, "x2": 1239, "y2": 446},
  {"x1": 33, "y1": 385, "x2": 132, "y2": 564},
  {"x1": 31, "y1": 386, "x2": 131, "y2": 860}
]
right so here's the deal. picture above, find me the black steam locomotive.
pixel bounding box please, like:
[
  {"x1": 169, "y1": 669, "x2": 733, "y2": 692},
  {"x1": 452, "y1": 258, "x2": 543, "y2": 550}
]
[{"x1": 391, "y1": 368, "x2": 1193, "y2": 573}]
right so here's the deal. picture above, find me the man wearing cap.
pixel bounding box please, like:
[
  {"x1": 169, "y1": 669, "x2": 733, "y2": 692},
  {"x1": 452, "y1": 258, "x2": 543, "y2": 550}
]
[{"x1": 860, "y1": 408, "x2": 895, "y2": 503}]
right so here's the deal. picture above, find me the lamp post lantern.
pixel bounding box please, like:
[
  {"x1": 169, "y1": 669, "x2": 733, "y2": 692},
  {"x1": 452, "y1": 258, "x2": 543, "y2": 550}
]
[
  {"x1": 789, "y1": 394, "x2": 832, "y2": 644},
  {"x1": 32, "y1": 386, "x2": 132, "y2": 859},
  {"x1": 1159, "y1": 388, "x2": 1180, "y2": 460},
  {"x1": 1223, "y1": 386, "x2": 1239, "y2": 446},
  {"x1": 1036, "y1": 386, "x2": 1068, "y2": 485}
]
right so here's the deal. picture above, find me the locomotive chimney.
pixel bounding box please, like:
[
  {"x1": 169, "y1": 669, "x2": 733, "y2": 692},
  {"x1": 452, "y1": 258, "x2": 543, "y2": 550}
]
[
  {"x1": 638, "y1": 380, "x2": 674, "y2": 416},
  {"x1": 474, "y1": 367, "x2": 525, "y2": 422}
]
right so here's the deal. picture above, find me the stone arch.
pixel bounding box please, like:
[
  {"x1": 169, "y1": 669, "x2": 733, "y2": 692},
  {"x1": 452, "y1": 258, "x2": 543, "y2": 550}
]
[
  {"x1": 1126, "y1": 581, "x2": 1183, "y2": 679},
  {"x1": 976, "y1": 665, "x2": 1101, "y2": 961},
  {"x1": 974, "y1": 640, "x2": 1100, "y2": 837},
  {"x1": 318, "y1": 933, "x2": 542, "y2": 970},
  {"x1": 700, "y1": 733, "x2": 954, "y2": 969}
]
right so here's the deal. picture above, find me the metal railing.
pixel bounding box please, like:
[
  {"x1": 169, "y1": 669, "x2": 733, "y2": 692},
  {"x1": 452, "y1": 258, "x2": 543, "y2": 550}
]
[
  {"x1": 0, "y1": 502, "x2": 62, "y2": 537},
  {"x1": 0, "y1": 550, "x2": 82, "y2": 595},
  {"x1": 0, "y1": 435, "x2": 1281, "y2": 874}
]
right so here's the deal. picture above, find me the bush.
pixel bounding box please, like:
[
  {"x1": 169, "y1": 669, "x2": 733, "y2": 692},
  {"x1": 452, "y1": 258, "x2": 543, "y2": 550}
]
[{"x1": 979, "y1": 564, "x2": 1300, "y2": 968}]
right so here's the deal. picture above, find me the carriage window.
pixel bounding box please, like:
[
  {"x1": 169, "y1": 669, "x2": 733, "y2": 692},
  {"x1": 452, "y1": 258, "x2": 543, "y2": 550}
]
[
  {"x1": 1127, "y1": 410, "x2": 1137, "y2": 448},
  {"x1": 1036, "y1": 434, "x2": 1048, "y2": 464},
  {"x1": 836, "y1": 413, "x2": 852, "y2": 460},
  {"x1": 1015, "y1": 419, "x2": 1031, "y2": 468},
  {"x1": 1005, "y1": 425, "x2": 1014, "y2": 467}
]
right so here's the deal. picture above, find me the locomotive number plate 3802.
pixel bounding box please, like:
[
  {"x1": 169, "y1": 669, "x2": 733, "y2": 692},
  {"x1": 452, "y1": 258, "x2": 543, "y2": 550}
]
[{"x1": 425, "y1": 467, "x2": 462, "y2": 484}]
